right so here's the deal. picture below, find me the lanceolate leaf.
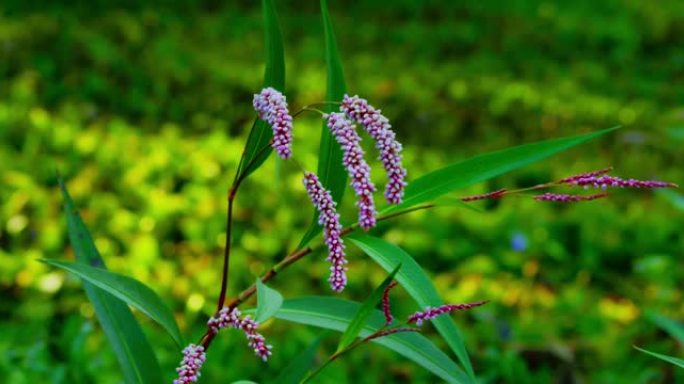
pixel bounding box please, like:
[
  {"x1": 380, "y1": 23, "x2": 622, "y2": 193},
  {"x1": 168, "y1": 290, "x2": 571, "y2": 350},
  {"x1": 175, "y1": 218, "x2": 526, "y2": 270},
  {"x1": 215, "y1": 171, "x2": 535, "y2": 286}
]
[
  {"x1": 348, "y1": 235, "x2": 476, "y2": 380},
  {"x1": 41, "y1": 258, "x2": 184, "y2": 348},
  {"x1": 59, "y1": 180, "x2": 162, "y2": 384},
  {"x1": 635, "y1": 346, "x2": 684, "y2": 369},
  {"x1": 276, "y1": 296, "x2": 471, "y2": 384},
  {"x1": 255, "y1": 279, "x2": 284, "y2": 323},
  {"x1": 237, "y1": 0, "x2": 286, "y2": 180},
  {"x1": 646, "y1": 311, "x2": 684, "y2": 344},
  {"x1": 298, "y1": 0, "x2": 348, "y2": 248},
  {"x1": 384, "y1": 126, "x2": 620, "y2": 213},
  {"x1": 337, "y1": 264, "x2": 401, "y2": 352}
]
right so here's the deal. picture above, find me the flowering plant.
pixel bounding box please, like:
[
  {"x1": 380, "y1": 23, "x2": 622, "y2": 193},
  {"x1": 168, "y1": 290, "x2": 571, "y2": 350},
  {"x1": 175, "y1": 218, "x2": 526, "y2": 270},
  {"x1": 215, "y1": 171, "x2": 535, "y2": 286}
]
[{"x1": 42, "y1": 1, "x2": 677, "y2": 383}]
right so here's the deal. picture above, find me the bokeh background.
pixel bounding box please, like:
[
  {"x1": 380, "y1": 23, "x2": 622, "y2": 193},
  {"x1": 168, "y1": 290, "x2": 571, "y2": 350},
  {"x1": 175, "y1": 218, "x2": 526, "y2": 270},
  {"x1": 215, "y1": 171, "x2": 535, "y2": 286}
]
[{"x1": 1, "y1": 0, "x2": 683, "y2": 382}]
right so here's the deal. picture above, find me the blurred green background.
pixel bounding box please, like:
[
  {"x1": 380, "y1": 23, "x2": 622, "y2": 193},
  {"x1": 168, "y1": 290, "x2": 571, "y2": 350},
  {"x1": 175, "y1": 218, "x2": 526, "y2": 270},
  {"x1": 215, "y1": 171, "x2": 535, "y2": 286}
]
[{"x1": 1, "y1": 0, "x2": 683, "y2": 382}]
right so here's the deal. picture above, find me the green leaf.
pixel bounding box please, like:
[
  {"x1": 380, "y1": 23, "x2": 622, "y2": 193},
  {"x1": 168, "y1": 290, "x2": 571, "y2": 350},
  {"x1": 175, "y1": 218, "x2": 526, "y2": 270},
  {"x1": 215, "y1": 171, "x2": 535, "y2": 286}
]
[
  {"x1": 273, "y1": 332, "x2": 328, "y2": 384},
  {"x1": 41, "y1": 258, "x2": 183, "y2": 348},
  {"x1": 59, "y1": 180, "x2": 162, "y2": 384},
  {"x1": 645, "y1": 311, "x2": 684, "y2": 344},
  {"x1": 384, "y1": 126, "x2": 620, "y2": 213},
  {"x1": 237, "y1": 0, "x2": 286, "y2": 180},
  {"x1": 255, "y1": 279, "x2": 284, "y2": 323},
  {"x1": 635, "y1": 346, "x2": 684, "y2": 369},
  {"x1": 298, "y1": 0, "x2": 348, "y2": 248},
  {"x1": 276, "y1": 296, "x2": 470, "y2": 384},
  {"x1": 348, "y1": 235, "x2": 476, "y2": 380},
  {"x1": 337, "y1": 264, "x2": 401, "y2": 352}
]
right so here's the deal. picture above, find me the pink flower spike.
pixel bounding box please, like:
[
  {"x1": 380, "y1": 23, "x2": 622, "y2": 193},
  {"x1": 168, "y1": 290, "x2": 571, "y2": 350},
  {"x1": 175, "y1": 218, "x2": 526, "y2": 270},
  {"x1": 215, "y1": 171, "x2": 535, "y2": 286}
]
[
  {"x1": 382, "y1": 281, "x2": 399, "y2": 325},
  {"x1": 460, "y1": 189, "x2": 507, "y2": 202},
  {"x1": 341, "y1": 94, "x2": 407, "y2": 204},
  {"x1": 173, "y1": 344, "x2": 206, "y2": 384},
  {"x1": 303, "y1": 172, "x2": 348, "y2": 292},
  {"x1": 326, "y1": 112, "x2": 378, "y2": 230},
  {"x1": 558, "y1": 167, "x2": 613, "y2": 184},
  {"x1": 207, "y1": 307, "x2": 273, "y2": 362},
  {"x1": 407, "y1": 301, "x2": 488, "y2": 326},
  {"x1": 533, "y1": 192, "x2": 608, "y2": 202},
  {"x1": 560, "y1": 173, "x2": 677, "y2": 189},
  {"x1": 253, "y1": 87, "x2": 294, "y2": 159},
  {"x1": 239, "y1": 316, "x2": 273, "y2": 361}
]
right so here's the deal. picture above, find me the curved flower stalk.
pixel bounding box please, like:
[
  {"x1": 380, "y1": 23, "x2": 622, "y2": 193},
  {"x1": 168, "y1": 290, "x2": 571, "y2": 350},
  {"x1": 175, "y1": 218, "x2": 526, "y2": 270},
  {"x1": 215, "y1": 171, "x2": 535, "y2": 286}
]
[
  {"x1": 326, "y1": 112, "x2": 377, "y2": 230},
  {"x1": 303, "y1": 172, "x2": 348, "y2": 292},
  {"x1": 207, "y1": 307, "x2": 273, "y2": 361},
  {"x1": 173, "y1": 344, "x2": 206, "y2": 384},
  {"x1": 381, "y1": 281, "x2": 399, "y2": 325},
  {"x1": 341, "y1": 94, "x2": 407, "y2": 204},
  {"x1": 253, "y1": 87, "x2": 294, "y2": 159}
]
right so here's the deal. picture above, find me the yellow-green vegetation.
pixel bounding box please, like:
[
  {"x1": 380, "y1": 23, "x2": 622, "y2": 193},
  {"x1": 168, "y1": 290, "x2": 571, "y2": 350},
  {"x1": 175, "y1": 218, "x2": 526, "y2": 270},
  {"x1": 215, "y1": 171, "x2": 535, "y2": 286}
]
[{"x1": 1, "y1": 1, "x2": 683, "y2": 382}]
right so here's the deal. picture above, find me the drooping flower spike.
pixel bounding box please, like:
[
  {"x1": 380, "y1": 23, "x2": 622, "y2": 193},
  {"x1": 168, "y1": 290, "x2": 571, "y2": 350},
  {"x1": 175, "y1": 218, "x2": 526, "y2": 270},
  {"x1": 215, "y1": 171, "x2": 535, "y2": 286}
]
[
  {"x1": 341, "y1": 94, "x2": 407, "y2": 204},
  {"x1": 253, "y1": 87, "x2": 294, "y2": 159},
  {"x1": 407, "y1": 301, "x2": 489, "y2": 326},
  {"x1": 326, "y1": 112, "x2": 377, "y2": 230},
  {"x1": 173, "y1": 344, "x2": 206, "y2": 384},
  {"x1": 207, "y1": 307, "x2": 273, "y2": 361},
  {"x1": 533, "y1": 192, "x2": 609, "y2": 202},
  {"x1": 303, "y1": 172, "x2": 348, "y2": 292}
]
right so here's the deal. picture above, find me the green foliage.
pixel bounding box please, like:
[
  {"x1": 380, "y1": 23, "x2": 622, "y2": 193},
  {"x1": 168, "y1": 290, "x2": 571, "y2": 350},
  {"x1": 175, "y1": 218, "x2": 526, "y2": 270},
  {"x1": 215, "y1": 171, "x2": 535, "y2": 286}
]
[
  {"x1": 386, "y1": 126, "x2": 619, "y2": 213},
  {"x1": 41, "y1": 259, "x2": 183, "y2": 348},
  {"x1": 58, "y1": 180, "x2": 162, "y2": 383},
  {"x1": 2, "y1": 0, "x2": 683, "y2": 382},
  {"x1": 298, "y1": 0, "x2": 349, "y2": 248},
  {"x1": 336, "y1": 264, "x2": 400, "y2": 352},
  {"x1": 255, "y1": 279, "x2": 284, "y2": 323},
  {"x1": 275, "y1": 296, "x2": 470, "y2": 383},
  {"x1": 349, "y1": 235, "x2": 476, "y2": 379}
]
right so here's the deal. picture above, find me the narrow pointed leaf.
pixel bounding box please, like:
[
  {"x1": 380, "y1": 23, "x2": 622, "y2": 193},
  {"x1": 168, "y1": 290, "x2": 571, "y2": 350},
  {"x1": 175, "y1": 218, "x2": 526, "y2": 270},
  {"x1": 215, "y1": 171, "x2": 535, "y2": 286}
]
[
  {"x1": 384, "y1": 126, "x2": 620, "y2": 213},
  {"x1": 276, "y1": 296, "x2": 470, "y2": 383},
  {"x1": 635, "y1": 346, "x2": 684, "y2": 369},
  {"x1": 59, "y1": 180, "x2": 162, "y2": 384},
  {"x1": 337, "y1": 264, "x2": 401, "y2": 352},
  {"x1": 298, "y1": 0, "x2": 348, "y2": 248},
  {"x1": 237, "y1": 0, "x2": 286, "y2": 179},
  {"x1": 349, "y1": 234, "x2": 476, "y2": 379},
  {"x1": 41, "y1": 258, "x2": 183, "y2": 348},
  {"x1": 273, "y1": 332, "x2": 329, "y2": 384},
  {"x1": 645, "y1": 311, "x2": 684, "y2": 344},
  {"x1": 255, "y1": 279, "x2": 284, "y2": 323}
]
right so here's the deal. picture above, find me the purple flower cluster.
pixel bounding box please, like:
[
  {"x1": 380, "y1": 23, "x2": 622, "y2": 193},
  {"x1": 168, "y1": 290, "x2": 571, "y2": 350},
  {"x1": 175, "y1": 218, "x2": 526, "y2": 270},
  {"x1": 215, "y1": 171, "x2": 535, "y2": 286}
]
[
  {"x1": 253, "y1": 87, "x2": 294, "y2": 159},
  {"x1": 327, "y1": 112, "x2": 377, "y2": 230},
  {"x1": 533, "y1": 192, "x2": 608, "y2": 202},
  {"x1": 207, "y1": 307, "x2": 273, "y2": 361},
  {"x1": 303, "y1": 172, "x2": 347, "y2": 292},
  {"x1": 173, "y1": 344, "x2": 206, "y2": 384},
  {"x1": 563, "y1": 174, "x2": 676, "y2": 189},
  {"x1": 558, "y1": 167, "x2": 613, "y2": 184},
  {"x1": 341, "y1": 94, "x2": 407, "y2": 204},
  {"x1": 407, "y1": 301, "x2": 489, "y2": 326},
  {"x1": 557, "y1": 168, "x2": 677, "y2": 189}
]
